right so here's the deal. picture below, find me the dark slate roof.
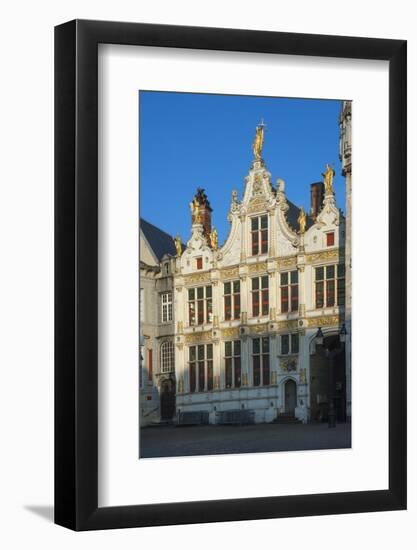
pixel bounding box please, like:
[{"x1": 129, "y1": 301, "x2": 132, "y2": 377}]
[
  {"x1": 286, "y1": 200, "x2": 314, "y2": 232},
  {"x1": 140, "y1": 218, "x2": 177, "y2": 261}
]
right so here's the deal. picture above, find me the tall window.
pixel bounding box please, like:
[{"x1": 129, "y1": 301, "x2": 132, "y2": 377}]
[
  {"x1": 251, "y1": 215, "x2": 268, "y2": 255},
  {"x1": 188, "y1": 286, "x2": 213, "y2": 326},
  {"x1": 161, "y1": 292, "x2": 173, "y2": 323},
  {"x1": 224, "y1": 340, "x2": 241, "y2": 388},
  {"x1": 315, "y1": 265, "x2": 345, "y2": 308},
  {"x1": 281, "y1": 333, "x2": 299, "y2": 355},
  {"x1": 161, "y1": 341, "x2": 174, "y2": 373},
  {"x1": 147, "y1": 349, "x2": 153, "y2": 381},
  {"x1": 189, "y1": 344, "x2": 213, "y2": 393},
  {"x1": 280, "y1": 270, "x2": 299, "y2": 313},
  {"x1": 251, "y1": 275, "x2": 269, "y2": 317},
  {"x1": 252, "y1": 337, "x2": 270, "y2": 386},
  {"x1": 224, "y1": 280, "x2": 241, "y2": 320}
]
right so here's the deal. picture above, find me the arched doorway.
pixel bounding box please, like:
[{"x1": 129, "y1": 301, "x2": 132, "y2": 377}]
[
  {"x1": 284, "y1": 379, "x2": 297, "y2": 416},
  {"x1": 160, "y1": 379, "x2": 176, "y2": 420}
]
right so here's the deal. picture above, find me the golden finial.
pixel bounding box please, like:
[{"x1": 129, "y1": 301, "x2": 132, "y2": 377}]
[
  {"x1": 252, "y1": 120, "x2": 266, "y2": 160},
  {"x1": 189, "y1": 197, "x2": 202, "y2": 224},
  {"x1": 322, "y1": 163, "x2": 335, "y2": 195},
  {"x1": 297, "y1": 207, "x2": 307, "y2": 234}
]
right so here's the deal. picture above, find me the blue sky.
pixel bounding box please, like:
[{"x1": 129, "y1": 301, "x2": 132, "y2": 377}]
[{"x1": 139, "y1": 91, "x2": 345, "y2": 244}]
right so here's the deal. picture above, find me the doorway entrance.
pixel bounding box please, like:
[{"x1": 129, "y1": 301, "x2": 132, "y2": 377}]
[
  {"x1": 284, "y1": 379, "x2": 297, "y2": 416},
  {"x1": 160, "y1": 379, "x2": 176, "y2": 420}
]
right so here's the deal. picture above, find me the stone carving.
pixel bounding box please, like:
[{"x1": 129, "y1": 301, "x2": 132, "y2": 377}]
[
  {"x1": 299, "y1": 368, "x2": 307, "y2": 384},
  {"x1": 221, "y1": 327, "x2": 239, "y2": 339},
  {"x1": 248, "y1": 262, "x2": 268, "y2": 274},
  {"x1": 220, "y1": 266, "x2": 239, "y2": 280},
  {"x1": 306, "y1": 249, "x2": 344, "y2": 264},
  {"x1": 252, "y1": 122, "x2": 265, "y2": 160},
  {"x1": 277, "y1": 320, "x2": 298, "y2": 331},
  {"x1": 322, "y1": 163, "x2": 335, "y2": 195},
  {"x1": 307, "y1": 315, "x2": 341, "y2": 328},
  {"x1": 184, "y1": 272, "x2": 211, "y2": 284},
  {"x1": 281, "y1": 357, "x2": 298, "y2": 372},
  {"x1": 184, "y1": 331, "x2": 212, "y2": 344}
]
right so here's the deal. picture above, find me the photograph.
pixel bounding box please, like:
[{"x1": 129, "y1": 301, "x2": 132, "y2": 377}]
[{"x1": 139, "y1": 91, "x2": 352, "y2": 458}]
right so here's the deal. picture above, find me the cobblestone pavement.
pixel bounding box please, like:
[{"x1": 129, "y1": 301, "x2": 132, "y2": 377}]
[{"x1": 140, "y1": 422, "x2": 351, "y2": 458}]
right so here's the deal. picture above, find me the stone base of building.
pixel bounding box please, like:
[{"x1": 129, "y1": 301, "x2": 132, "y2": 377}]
[{"x1": 176, "y1": 386, "x2": 308, "y2": 425}]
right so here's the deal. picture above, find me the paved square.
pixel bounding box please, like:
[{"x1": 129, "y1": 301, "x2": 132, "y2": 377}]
[{"x1": 140, "y1": 422, "x2": 351, "y2": 458}]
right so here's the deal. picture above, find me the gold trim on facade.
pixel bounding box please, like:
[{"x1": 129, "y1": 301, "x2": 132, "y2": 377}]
[
  {"x1": 184, "y1": 331, "x2": 212, "y2": 344},
  {"x1": 248, "y1": 262, "x2": 268, "y2": 274}
]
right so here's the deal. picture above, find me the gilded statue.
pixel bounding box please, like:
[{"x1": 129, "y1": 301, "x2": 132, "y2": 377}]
[
  {"x1": 297, "y1": 207, "x2": 307, "y2": 234},
  {"x1": 174, "y1": 234, "x2": 182, "y2": 257},
  {"x1": 252, "y1": 123, "x2": 265, "y2": 160},
  {"x1": 210, "y1": 227, "x2": 218, "y2": 251},
  {"x1": 190, "y1": 197, "x2": 202, "y2": 224},
  {"x1": 322, "y1": 163, "x2": 335, "y2": 195}
]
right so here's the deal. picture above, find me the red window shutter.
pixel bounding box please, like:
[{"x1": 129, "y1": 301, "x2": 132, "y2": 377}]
[
  {"x1": 148, "y1": 349, "x2": 153, "y2": 380},
  {"x1": 326, "y1": 232, "x2": 335, "y2": 246},
  {"x1": 196, "y1": 257, "x2": 203, "y2": 270}
]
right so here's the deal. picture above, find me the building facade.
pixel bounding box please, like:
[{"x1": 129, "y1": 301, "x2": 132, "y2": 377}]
[{"x1": 140, "y1": 109, "x2": 351, "y2": 426}]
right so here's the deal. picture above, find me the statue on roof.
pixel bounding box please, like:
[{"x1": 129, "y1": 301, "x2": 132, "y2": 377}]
[
  {"x1": 322, "y1": 163, "x2": 335, "y2": 195},
  {"x1": 297, "y1": 207, "x2": 307, "y2": 234},
  {"x1": 210, "y1": 227, "x2": 218, "y2": 251},
  {"x1": 174, "y1": 234, "x2": 182, "y2": 257},
  {"x1": 252, "y1": 121, "x2": 265, "y2": 160},
  {"x1": 189, "y1": 197, "x2": 202, "y2": 224}
]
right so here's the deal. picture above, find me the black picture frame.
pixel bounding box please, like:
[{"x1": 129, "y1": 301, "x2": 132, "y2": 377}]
[{"x1": 55, "y1": 19, "x2": 407, "y2": 531}]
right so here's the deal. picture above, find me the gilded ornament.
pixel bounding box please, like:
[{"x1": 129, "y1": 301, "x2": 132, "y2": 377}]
[
  {"x1": 252, "y1": 122, "x2": 265, "y2": 160},
  {"x1": 174, "y1": 234, "x2": 182, "y2": 257},
  {"x1": 297, "y1": 207, "x2": 307, "y2": 234},
  {"x1": 322, "y1": 163, "x2": 335, "y2": 195},
  {"x1": 210, "y1": 227, "x2": 219, "y2": 251}
]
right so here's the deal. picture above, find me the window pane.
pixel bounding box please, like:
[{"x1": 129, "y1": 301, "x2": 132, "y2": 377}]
[
  {"x1": 281, "y1": 286, "x2": 289, "y2": 313},
  {"x1": 225, "y1": 341, "x2": 232, "y2": 357},
  {"x1": 252, "y1": 290, "x2": 260, "y2": 316},
  {"x1": 262, "y1": 354, "x2": 270, "y2": 386},
  {"x1": 197, "y1": 286, "x2": 204, "y2": 299},
  {"x1": 206, "y1": 297, "x2": 213, "y2": 323},
  {"x1": 225, "y1": 357, "x2": 232, "y2": 388},
  {"x1": 189, "y1": 302, "x2": 196, "y2": 325},
  {"x1": 198, "y1": 345, "x2": 205, "y2": 360},
  {"x1": 262, "y1": 337, "x2": 269, "y2": 353},
  {"x1": 261, "y1": 229, "x2": 268, "y2": 253},
  {"x1": 234, "y1": 340, "x2": 241, "y2": 356},
  {"x1": 233, "y1": 280, "x2": 240, "y2": 293},
  {"x1": 224, "y1": 295, "x2": 232, "y2": 320},
  {"x1": 337, "y1": 278, "x2": 346, "y2": 306},
  {"x1": 261, "y1": 275, "x2": 269, "y2": 289},
  {"x1": 251, "y1": 217, "x2": 259, "y2": 230},
  {"x1": 205, "y1": 285, "x2": 212, "y2": 298},
  {"x1": 188, "y1": 288, "x2": 195, "y2": 300},
  {"x1": 233, "y1": 294, "x2": 240, "y2": 319},
  {"x1": 253, "y1": 355, "x2": 261, "y2": 386},
  {"x1": 261, "y1": 289, "x2": 269, "y2": 316},
  {"x1": 281, "y1": 272, "x2": 288, "y2": 285},
  {"x1": 197, "y1": 300, "x2": 204, "y2": 324},
  {"x1": 198, "y1": 362, "x2": 205, "y2": 391},
  {"x1": 224, "y1": 282, "x2": 231, "y2": 294},
  {"x1": 189, "y1": 363, "x2": 196, "y2": 393},
  {"x1": 291, "y1": 333, "x2": 299, "y2": 354},
  {"x1": 326, "y1": 279, "x2": 335, "y2": 307},
  {"x1": 291, "y1": 284, "x2": 299, "y2": 312},
  {"x1": 260, "y1": 215, "x2": 268, "y2": 229},
  {"x1": 189, "y1": 346, "x2": 196, "y2": 361},
  {"x1": 290, "y1": 270, "x2": 298, "y2": 284},
  {"x1": 326, "y1": 265, "x2": 335, "y2": 279},
  {"x1": 316, "y1": 267, "x2": 324, "y2": 281},
  {"x1": 337, "y1": 264, "x2": 346, "y2": 278},
  {"x1": 252, "y1": 277, "x2": 259, "y2": 290},
  {"x1": 206, "y1": 344, "x2": 213, "y2": 360},
  {"x1": 252, "y1": 232, "x2": 259, "y2": 255},
  {"x1": 316, "y1": 281, "x2": 324, "y2": 308},
  {"x1": 253, "y1": 338, "x2": 260, "y2": 354},
  {"x1": 207, "y1": 361, "x2": 213, "y2": 391},
  {"x1": 234, "y1": 357, "x2": 241, "y2": 388},
  {"x1": 281, "y1": 334, "x2": 289, "y2": 355}
]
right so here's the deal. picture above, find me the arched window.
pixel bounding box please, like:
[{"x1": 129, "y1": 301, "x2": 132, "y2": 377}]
[{"x1": 161, "y1": 341, "x2": 174, "y2": 373}]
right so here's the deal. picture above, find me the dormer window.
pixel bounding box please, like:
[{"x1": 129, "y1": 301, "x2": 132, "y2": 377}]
[{"x1": 251, "y1": 215, "x2": 268, "y2": 255}]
